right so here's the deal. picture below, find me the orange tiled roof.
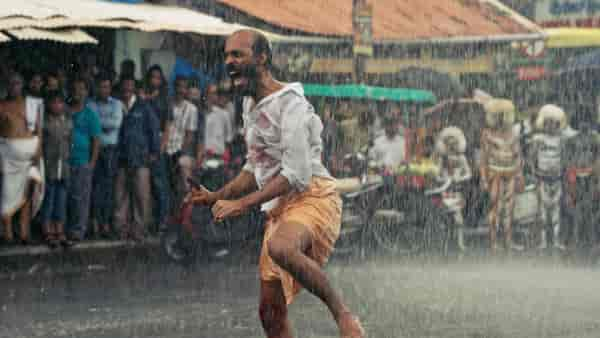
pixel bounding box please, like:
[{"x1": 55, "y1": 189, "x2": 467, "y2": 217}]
[{"x1": 216, "y1": 0, "x2": 537, "y2": 41}]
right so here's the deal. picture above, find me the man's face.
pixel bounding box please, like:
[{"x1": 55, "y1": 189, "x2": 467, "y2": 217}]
[
  {"x1": 225, "y1": 32, "x2": 261, "y2": 96},
  {"x1": 323, "y1": 107, "x2": 332, "y2": 120},
  {"x1": 445, "y1": 136, "x2": 459, "y2": 154},
  {"x1": 175, "y1": 80, "x2": 188, "y2": 99},
  {"x1": 8, "y1": 76, "x2": 23, "y2": 98},
  {"x1": 187, "y1": 87, "x2": 201, "y2": 102},
  {"x1": 97, "y1": 80, "x2": 112, "y2": 100},
  {"x1": 71, "y1": 81, "x2": 88, "y2": 104},
  {"x1": 48, "y1": 98, "x2": 65, "y2": 115},
  {"x1": 543, "y1": 119, "x2": 560, "y2": 134},
  {"x1": 384, "y1": 124, "x2": 397, "y2": 138},
  {"x1": 121, "y1": 80, "x2": 135, "y2": 102},
  {"x1": 150, "y1": 70, "x2": 163, "y2": 90},
  {"x1": 46, "y1": 76, "x2": 59, "y2": 91},
  {"x1": 29, "y1": 75, "x2": 43, "y2": 95}
]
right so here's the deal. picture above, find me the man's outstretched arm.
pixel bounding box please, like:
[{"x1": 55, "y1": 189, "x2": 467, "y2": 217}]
[
  {"x1": 216, "y1": 170, "x2": 259, "y2": 200},
  {"x1": 212, "y1": 174, "x2": 292, "y2": 221}
]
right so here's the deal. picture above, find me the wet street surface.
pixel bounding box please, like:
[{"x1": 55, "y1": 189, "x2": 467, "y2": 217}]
[{"x1": 2, "y1": 249, "x2": 600, "y2": 338}]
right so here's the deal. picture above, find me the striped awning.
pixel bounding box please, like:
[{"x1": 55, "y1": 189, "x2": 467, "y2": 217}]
[{"x1": 6, "y1": 27, "x2": 98, "y2": 44}]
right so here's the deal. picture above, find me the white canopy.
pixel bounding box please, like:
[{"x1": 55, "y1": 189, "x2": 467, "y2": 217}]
[
  {"x1": 0, "y1": 0, "x2": 246, "y2": 36},
  {"x1": 7, "y1": 27, "x2": 98, "y2": 44},
  {"x1": 0, "y1": 0, "x2": 337, "y2": 44},
  {"x1": 0, "y1": 32, "x2": 10, "y2": 43}
]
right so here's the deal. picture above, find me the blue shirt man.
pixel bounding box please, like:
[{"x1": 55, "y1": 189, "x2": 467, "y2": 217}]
[
  {"x1": 70, "y1": 105, "x2": 102, "y2": 166},
  {"x1": 88, "y1": 96, "x2": 123, "y2": 146},
  {"x1": 67, "y1": 79, "x2": 101, "y2": 241},
  {"x1": 88, "y1": 76, "x2": 124, "y2": 235}
]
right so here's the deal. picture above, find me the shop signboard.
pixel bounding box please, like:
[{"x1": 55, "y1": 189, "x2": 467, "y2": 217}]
[
  {"x1": 517, "y1": 66, "x2": 547, "y2": 80},
  {"x1": 536, "y1": 0, "x2": 600, "y2": 27}
]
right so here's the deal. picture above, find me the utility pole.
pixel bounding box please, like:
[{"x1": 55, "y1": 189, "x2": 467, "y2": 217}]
[{"x1": 352, "y1": 0, "x2": 373, "y2": 83}]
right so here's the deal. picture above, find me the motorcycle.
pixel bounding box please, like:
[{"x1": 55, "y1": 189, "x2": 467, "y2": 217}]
[
  {"x1": 331, "y1": 154, "x2": 454, "y2": 257},
  {"x1": 362, "y1": 162, "x2": 455, "y2": 256}
]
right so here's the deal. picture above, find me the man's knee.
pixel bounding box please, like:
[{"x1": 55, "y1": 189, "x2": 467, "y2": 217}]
[{"x1": 267, "y1": 239, "x2": 294, "y2": 266}]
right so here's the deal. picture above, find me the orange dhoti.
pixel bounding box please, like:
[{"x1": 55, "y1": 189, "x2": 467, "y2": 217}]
[{"x1": 259, "y1": 177, "x2": 342, "y2": 305}]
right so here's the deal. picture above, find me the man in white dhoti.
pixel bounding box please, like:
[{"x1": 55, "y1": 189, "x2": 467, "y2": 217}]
[{"x1": 0, "y1": 73, "x2": 42, "y2": 244}]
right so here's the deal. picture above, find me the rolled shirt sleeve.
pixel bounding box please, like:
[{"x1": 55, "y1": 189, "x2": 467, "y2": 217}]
[{"x1": 279, "y1": 97, "x2": 312, "y2": 191}]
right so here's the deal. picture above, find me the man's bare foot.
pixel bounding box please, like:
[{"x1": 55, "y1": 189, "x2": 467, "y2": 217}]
[{"x1": 337, "y1": 312, "x2": 365, "y2": 338}]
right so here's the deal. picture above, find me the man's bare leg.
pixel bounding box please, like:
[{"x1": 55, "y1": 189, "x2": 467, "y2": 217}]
[
  {"x1": 268, "y1": 222, "x2": 364, "y2": 337},
  {"x1": 18, "y1": 181, "x2": 36, "y2": 242},
  {"x1": 259, "y1": 280, "x2": 293, "y2": 338},
  {"x1": 2, "y1": 214, "x2": 14, "y2": 242},
  {"x1": 19, "y1": 199, "x2": 31, "y2": 242}
]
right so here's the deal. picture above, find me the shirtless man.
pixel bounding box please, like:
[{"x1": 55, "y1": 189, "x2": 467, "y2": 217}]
[
  {"x1": 0, "y1": 73, "x2": 41, "y2": 243},
  {"x1": 189, "y1": 30, "x2": 364, "y2": 338}
]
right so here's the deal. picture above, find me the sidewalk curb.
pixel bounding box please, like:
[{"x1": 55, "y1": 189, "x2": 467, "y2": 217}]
[{"x1": 0, "y1": 237, "x2": 161, "y2": 258}]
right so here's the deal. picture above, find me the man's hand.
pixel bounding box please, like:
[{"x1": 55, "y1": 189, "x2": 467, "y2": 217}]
[
  {"x1": 211, "y1": 199, "x2": 249, "y2": 222},
  {"x1": 186, "y1": 185, "x2": 217, "y2": 205}
]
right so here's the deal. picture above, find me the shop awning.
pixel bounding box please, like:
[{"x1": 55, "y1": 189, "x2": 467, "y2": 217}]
[
  {"x1": 0, "y1": 0, "x2": 320, "y2": 43},
  {"x1": 302, "y1": 84, "x2": 436, "y2": 103},
  {"x1": 0, "y1": 32, "x2": 10, "y2": 43},
  {"x1": 216, "y1": 0, "x2": 544, "y2": 43},
  {"x1": 0, "y1": 0, "x2": 244, "y2": 36},
  {"x1": 546, "y1": 28, "x2": 600, "y2": 48},
  {"x1": 6, "y1": 27, "x2": 98, "y2": 44}
]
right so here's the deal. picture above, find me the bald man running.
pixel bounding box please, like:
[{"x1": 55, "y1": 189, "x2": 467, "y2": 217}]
[{"x1": 189, "y1": 30, "x2": 365, "y2": 338}]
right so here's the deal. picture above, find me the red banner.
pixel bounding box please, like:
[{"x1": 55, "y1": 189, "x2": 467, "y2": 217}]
[{"x1": 517, "y1": 66, "x2": 546, "y2": 81}]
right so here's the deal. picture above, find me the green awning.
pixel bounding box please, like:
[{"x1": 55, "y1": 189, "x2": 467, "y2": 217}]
[{"x1": 302, "y1": 84, "x2": 436, "y2": 103}]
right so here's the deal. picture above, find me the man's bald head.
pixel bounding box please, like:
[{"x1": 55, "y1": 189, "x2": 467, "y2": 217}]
[{"x1": 227, "y1": 29, "x2": 272, "y2": 69}]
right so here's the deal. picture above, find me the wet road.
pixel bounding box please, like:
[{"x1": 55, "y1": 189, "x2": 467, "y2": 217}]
[{"x1": 2, "y1": 250, "x2": 600, "y2": 338}]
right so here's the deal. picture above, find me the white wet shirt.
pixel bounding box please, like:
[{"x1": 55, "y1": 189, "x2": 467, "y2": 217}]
[{"x1": 242, "y1": 83, "x2": 331, "y2": 210}]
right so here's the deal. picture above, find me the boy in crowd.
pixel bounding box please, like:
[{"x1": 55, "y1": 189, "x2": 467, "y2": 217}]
[{"x1": 40, "y1": 91, "x2": 72, "y2": 246}]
